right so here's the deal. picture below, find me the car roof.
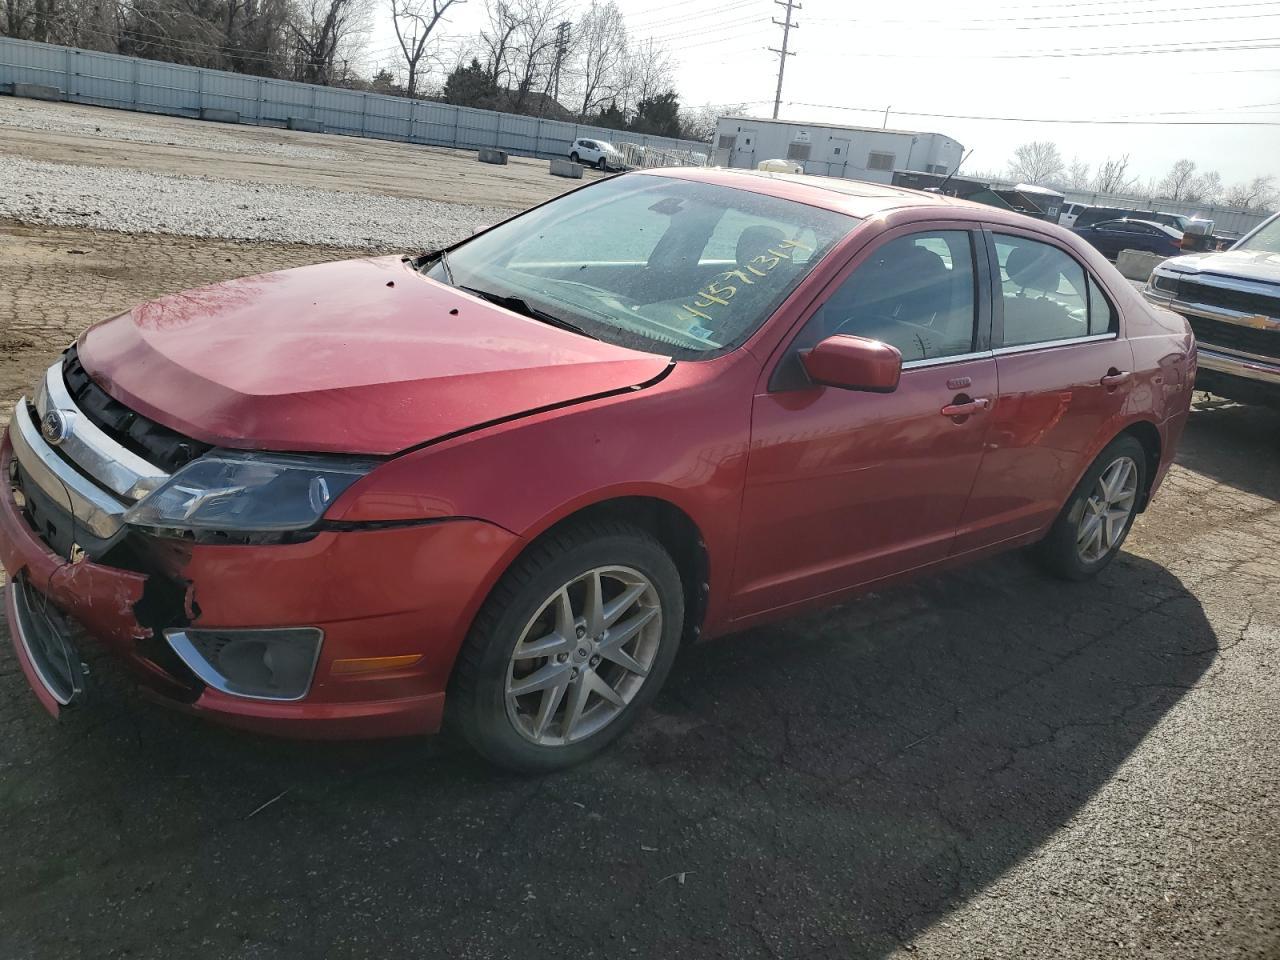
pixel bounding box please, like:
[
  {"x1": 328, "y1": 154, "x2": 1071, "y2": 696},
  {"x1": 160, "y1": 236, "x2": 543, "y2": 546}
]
[{"x1": 639, "y1": 166, "x2": 1031, "y2": 225}]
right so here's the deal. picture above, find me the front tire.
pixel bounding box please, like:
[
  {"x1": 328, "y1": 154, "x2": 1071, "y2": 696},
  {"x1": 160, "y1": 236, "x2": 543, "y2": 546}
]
[
  {"x1": 1034, "y1": 434, "x2": 1147, "y2": 581},
  {"x1": 597, "y1": 157, "x2": 608, "y2": 170},
  {"x1": 450, "y1": 520, "x2": 684, "y2": 773}
]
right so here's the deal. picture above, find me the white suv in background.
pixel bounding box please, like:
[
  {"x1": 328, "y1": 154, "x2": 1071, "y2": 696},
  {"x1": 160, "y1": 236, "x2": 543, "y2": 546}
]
[{"x1": 569, "y1": 138, "x2": 623, "y2": 170}]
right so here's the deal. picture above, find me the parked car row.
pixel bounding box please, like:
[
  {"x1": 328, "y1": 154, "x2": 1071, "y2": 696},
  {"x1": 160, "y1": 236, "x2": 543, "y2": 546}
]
[{"x1": 1073, "y1": 218, "x2": 1184, "y2": 260}]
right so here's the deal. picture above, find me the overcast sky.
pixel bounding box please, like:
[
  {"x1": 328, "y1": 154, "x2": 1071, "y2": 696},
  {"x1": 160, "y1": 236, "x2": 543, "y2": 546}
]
[{"x1": 361, "y1": 0, "x2": 1280, "y2": 186}]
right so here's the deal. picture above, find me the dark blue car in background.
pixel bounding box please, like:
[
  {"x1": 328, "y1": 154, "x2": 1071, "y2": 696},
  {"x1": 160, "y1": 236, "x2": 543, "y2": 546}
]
[{"x1": 1073, "y1": 218, "x2": 1183, "y2": 260}]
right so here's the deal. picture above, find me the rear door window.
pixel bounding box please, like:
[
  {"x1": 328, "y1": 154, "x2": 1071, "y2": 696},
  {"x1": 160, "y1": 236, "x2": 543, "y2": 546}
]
[{"x1": 994, "y1": 234, "x2": 1089, "y2": 347}]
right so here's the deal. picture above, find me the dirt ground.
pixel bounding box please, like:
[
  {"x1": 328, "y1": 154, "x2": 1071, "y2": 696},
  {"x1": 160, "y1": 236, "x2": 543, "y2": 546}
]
[
  {"x1": 0, "y1": 97, "x2": 604, "y2": 208},
  {"x1": 0, "y1": 220, "x2": 366, "y2": 430},
  {"x1": 1, "y1": 222, "x2": 1278, "y2": 959}
]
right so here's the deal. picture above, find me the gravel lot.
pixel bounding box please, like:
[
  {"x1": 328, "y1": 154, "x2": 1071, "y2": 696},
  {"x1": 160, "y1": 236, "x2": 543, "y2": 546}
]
[
  {"x1": 0, "y1": 155, "x2": 512, "y2": 249},
  {"x1": 0, "y1": 98, "x2": 1277, "y2": 960}
]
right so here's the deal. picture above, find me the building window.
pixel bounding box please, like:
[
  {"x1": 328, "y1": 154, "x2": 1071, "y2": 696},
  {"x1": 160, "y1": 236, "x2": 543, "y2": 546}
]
[
  {"x1": 927, "y1": 163, "x2": 948, "y2": 175},
  {"x1": 717, "y1": 134, "x2": 736, "y2": 150},
  {"x1": 867, "y1": 151, "x2": 895, "y2": 171},
  {"x1": 787, "y1": 142, "x2": 811, "y2": 161}
]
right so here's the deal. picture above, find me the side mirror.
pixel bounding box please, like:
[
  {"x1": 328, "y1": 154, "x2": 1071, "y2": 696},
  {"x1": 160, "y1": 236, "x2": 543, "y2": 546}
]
[{"x1": 800, "y1": 335, "x2": 902, "y2": 393}]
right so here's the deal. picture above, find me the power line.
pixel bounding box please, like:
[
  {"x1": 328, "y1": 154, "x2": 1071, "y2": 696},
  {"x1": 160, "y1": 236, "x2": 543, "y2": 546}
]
[
  {"x1": 637, "y1": 2, "x2": 764, "y2": 43},
  {"x1": 815, "y1": 8, "x2": 1280, "y2": 33},
  {"x1": 776, "y1": 99, "x2": 1280, "y2": 126},
  {"x1": 808, "y1": 0, "x2": 1280, "y2": 26},
  {"x1": 770, "y1": 0, "x2": 799, "y2": 120},
  {"x1": 828, "y1": 36, "x2": 1280, "y2": 59},
  {"x1": 630, "y1": 0, "x2": 759, "y2": 31}
]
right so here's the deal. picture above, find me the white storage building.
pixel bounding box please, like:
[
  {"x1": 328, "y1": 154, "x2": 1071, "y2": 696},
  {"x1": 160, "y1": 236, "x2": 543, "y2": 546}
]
[{"x1": 712, "y1": 116, "x2": 964, "y2": 184}]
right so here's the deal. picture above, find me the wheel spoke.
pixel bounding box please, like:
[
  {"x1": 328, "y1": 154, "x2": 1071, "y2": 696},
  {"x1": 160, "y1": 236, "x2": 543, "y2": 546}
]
[
  {"x1": 1105, "y1": 508, "x2": 1128, "y2": 548},
  {"x1": 531, "y1": 677, "x2": 570, "y2": 738},
  {"x1": 562, "y1": 673, "x2": 591, "y2": 741},
  {"x1": 601, "y1": 605, "x2": 658, "y2": 652},
  {"x1": 597, "y1": 643, "x2": 648, "y2": 678},
  {"x1": 582, "y1": 570, "x2": 604, "y2": 637},
  {"x1": 509, "y1": 661, "x2": 570, "y2": 697},
  {"x1": 552, "y1": 587, "x2": 575, "y2": 638},
  {"x1": 513, "y1": 630, "x2": 572, "y2": 661},
  {"x1": 1077, "y1": 513, "x2": 1101, "y2": 546},
  {"x1": 602, "y1": 582, "x2": 646, "y2": 627},
  {"x1": 586, "y1": 669, "x2": 625, "y2": 707},
  {"x1": 1085, "y1": 521, "x2": 1103, "y2": 558}
]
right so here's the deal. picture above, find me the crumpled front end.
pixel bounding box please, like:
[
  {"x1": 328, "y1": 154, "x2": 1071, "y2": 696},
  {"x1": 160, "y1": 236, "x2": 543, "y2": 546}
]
[{"x1": 2, "y1": 353, "x2": 520, "y2": 738}]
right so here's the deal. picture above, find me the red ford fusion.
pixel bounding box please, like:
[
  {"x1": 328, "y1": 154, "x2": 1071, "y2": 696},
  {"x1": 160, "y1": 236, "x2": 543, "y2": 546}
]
[{"x1": 2, "y1": 169, "x2": 1194, "y2": 771}]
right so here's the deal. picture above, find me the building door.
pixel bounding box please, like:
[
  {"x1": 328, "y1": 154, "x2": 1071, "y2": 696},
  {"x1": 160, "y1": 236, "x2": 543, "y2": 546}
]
[
  {"x1": 736, "y1": 128, "x2": 757, "y2": 170},
  {"x1": 829, "y1": 138, "x2": 850, "y2": 178}
]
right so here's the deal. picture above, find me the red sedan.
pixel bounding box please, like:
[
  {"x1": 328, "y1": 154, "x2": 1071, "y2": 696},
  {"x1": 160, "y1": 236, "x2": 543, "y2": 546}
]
[{"x1": 2, "y1": 169, "x2": 1194, "y2": 771}]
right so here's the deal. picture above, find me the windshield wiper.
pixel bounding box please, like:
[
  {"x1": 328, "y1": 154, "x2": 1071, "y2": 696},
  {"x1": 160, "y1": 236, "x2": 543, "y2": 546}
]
[{"x1": 460, "y1": 286, "x2": 600, "y2": 341}]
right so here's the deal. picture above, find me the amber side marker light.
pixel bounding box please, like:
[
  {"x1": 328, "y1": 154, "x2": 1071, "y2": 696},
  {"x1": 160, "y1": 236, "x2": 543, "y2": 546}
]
[{"x1": 330, "y1": 655, "x2": 424, "y2": 676}]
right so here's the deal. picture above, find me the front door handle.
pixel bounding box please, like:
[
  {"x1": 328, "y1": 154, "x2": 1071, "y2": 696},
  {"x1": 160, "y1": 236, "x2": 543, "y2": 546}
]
[
  {"x1": 1101, "y1": 370, "x2": 1131, "y2": 388},
  {"x1": 940, "y1": 397, "x2": 991, "y2": 418}
]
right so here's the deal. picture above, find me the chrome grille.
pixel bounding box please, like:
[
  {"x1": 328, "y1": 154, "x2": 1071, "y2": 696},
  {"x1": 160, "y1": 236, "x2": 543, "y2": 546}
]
[{"x1": 7, "y1": 360, "x2": 173, "y2": 544}]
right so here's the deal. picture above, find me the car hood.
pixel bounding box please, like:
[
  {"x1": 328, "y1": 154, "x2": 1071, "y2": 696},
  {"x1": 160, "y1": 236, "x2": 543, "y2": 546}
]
[
  {"x1": 1158, "y1": 248, "x2": 1280, "y2": 286},
  {"x1": 77, "y1": 257, "x2": 671, "y2": 455}
]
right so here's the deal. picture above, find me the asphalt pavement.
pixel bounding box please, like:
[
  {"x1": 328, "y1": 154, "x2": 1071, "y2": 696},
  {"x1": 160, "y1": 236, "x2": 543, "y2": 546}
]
[{"x1": 1, "y1": 395, "x2": 1277, "y2": 960}]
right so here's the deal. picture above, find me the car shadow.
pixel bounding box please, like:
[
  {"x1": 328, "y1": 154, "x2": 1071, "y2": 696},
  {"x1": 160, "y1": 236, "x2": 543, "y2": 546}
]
[
  {"x1": 0, "y1": 549, "x2": 1214, "y2": 958},
  {"x1": 1176, "y1": 394, "x2": 1280, "y2": 500}
]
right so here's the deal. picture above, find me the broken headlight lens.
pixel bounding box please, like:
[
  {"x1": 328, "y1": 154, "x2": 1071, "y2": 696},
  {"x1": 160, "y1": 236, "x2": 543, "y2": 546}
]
[{"x1": 123, "y1": 451, "x2": 377, "y2": 533}]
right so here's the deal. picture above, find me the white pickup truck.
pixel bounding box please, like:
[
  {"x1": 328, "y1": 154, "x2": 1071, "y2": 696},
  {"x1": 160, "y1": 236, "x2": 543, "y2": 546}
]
[{"x1": 1144, "y1": 212, "x2": 1280, "y2": 407}]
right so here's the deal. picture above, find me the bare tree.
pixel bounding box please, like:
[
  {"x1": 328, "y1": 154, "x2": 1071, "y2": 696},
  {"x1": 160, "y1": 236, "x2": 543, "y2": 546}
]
[
  {"x1": 615, "y1": 35, "x2": 671, "y2": 119},
  {"x1": 571, "y1": 0, "x2": 625, "y2": 119},
  {"x1": 1092, "y1": 154, "x2": 1134, "y2": 195},
  {"x1": 1191, "y1": 169, "x2": 1222, "y2": 204},
  {"x1": 1010, "y1": 145, "x2": 1060, "y2": 184},
  {"x1": 1007, "y1": 141, "x2": 1065, "y2": 185},
  {"x1": 1063, "y1": 156, "x2": 1091, "y2": 191},
  {"x1": 1223, "y1": 175, "x2": 1278, "y2": 211},
  {"x1": 291, "y1": 0, "x2": 370, "y2": 84},
  {"x1": 478, "y1": 0, "x2": 520, "y2": 86},
  {"x1": 678, "y1": 102, "x2": 743, "y2": 143},
  {"x1": 505, "y1": 0, "x2": 565, "y2": 113},
  {"x1": 1157, "y1": 159, "x2": 1201, "y2": 201},
  {"x1": 389, "y1": 0, "x2": 463, "y2": 97}
]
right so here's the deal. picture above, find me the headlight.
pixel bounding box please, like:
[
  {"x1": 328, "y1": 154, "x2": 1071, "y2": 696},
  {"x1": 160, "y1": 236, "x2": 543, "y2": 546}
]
[
  {"x1": 123, "y1": 451, "x2": 377, "y2": 533},
  {"x1": 1148, "y1": 271, "x2": 1179, "y2": 295}
]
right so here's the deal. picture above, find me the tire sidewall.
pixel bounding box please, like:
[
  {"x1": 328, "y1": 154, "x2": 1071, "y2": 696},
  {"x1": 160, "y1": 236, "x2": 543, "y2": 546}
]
[
  {"x1": 569, "y1": 151, "x2": 579, "y2": 163},
  {"x1": 462, "y1": 530, "x2": 684, "y2": 772}
]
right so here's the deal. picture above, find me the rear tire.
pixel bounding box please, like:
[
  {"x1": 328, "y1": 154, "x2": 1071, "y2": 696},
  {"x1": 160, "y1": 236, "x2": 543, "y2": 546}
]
[
  {"x1": 569, "y1": 151, "x2": 580, "y2": 164},
  {"x1": 450, "y1": 520, "x2": 684, "y2": 773},
  {"x1": 1034, "y1": 434, "x2": 1147, "y2": 581}
]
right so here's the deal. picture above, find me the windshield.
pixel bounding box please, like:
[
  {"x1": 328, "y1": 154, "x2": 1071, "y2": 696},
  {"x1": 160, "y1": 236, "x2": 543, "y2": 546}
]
[
  {"x1": 1238, "y1": 216, "x2": 1280, "y2": 254},
  {"x1": 428, "y1": 174, "x2": 858, "y2": 359}
]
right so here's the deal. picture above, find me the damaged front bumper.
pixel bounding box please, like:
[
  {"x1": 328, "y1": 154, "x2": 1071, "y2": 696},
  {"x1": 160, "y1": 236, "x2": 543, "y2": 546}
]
[{"x1": 1, "y1": 437, "x2": 520, "y2": 739}]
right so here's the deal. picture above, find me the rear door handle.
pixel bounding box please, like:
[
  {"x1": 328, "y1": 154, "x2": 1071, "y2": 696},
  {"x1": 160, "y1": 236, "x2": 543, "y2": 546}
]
[
  {"x1": 1101, "y1": 370, "x2": 1131, "y2": 388},
  {"x1": 940, "y1": 397, "x2": 991, "y2": 418}
]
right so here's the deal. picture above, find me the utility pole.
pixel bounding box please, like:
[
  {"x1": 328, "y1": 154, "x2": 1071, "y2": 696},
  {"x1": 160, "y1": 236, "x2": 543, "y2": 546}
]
[
  {"x1": 883, "y1": 105, "x2": 891, "y2": 129},
  {"x1": 550, "y1": 20, "x2": 571, "y2": 106},
  {"x1": 769, "y1": 0, "x2": 799, "y2": 120}
]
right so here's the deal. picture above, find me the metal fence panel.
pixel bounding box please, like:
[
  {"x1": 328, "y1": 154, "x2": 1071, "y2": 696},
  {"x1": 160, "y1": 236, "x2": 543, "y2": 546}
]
[
  {"x1": 67, "y1": 49, "x2": 133, "y2": 108},
  {"x1": 0, "y1": 36, "x2": 715, "y2": 167},
  {"x1": 134, "y1": 59, "x2": 199, "y2": 114}
]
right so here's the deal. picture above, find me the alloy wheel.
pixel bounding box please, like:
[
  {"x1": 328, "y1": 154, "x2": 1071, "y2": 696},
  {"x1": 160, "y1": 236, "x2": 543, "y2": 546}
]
[
  {"x1": 505, "y1": 565, "x2": 662, "y2": 746},
  {"x1": 1076, "y1": 455, "x2": 1139, "y2": 564}
]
